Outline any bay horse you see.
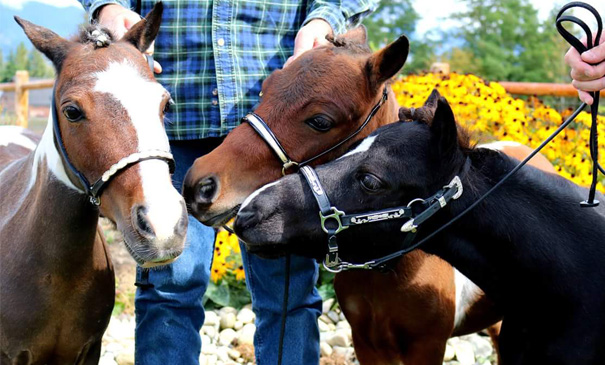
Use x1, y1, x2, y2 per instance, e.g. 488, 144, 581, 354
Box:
234, 90, 605, 364
182, 28, 508, 364
0, 3, 187, 364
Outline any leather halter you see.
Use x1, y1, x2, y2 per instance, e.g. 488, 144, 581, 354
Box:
299, 165, 465, 272
243, 87, 389, 176
51, 56, 175, 206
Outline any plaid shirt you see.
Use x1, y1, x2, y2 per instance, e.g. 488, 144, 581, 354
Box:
81, 0, 378, 140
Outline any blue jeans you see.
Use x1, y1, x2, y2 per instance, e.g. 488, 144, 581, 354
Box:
134, 139, 322, 365
241, 244, 322, 365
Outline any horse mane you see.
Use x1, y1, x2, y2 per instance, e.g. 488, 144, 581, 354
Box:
77, 24, 114, 48
326, 34, 371, 55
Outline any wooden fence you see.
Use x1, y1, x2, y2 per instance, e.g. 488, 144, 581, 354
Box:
0, 71, 54, 128
0, 69, 603, 128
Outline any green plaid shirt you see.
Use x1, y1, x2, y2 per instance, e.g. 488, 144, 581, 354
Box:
81, 0, 377, 140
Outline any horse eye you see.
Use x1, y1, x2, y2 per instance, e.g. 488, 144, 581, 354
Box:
62, 105, 83, 122
359, 173, 384, 192
305, 116, 333, 132
163, 98, 175, 114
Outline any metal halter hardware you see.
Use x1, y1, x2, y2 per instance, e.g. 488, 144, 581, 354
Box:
243, 87, 388, 176
299, 165, 465, 273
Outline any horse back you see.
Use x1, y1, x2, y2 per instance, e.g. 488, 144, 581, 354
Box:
0, 126, 40, 170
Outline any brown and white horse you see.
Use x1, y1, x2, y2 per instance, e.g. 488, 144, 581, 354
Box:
0, 4, 186, 364
183, 29, 551, 363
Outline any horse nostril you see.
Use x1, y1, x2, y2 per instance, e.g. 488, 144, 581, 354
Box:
234, 209, 260, 233
134, 205, 155, 237
197, 176, 219, 204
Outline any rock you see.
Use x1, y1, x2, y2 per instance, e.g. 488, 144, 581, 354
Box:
319, 314, 333, 324
444, 344, 456, 361
454, 341, 475, 365
203, 325, 217, 339
339, 312, 347, 322
205, 355, 218, 365
327, 310, 340, 324
217, 346, 231, 362
234, 320, 244, 331
202, 342, 217, 355
99, 354, 118, 365
219, 328, 238, 346
227, 348, 241, 360
327, 329, 351, 347
469, 335, 493, 359
236, 308, 255, 324
115, 352, 134, 365
103, 342, 124, 355
220, 312, 237, 330
335, 321, 351, 331
238, 323, 256, 345
204, 311, 219, 327
320, 342, 333, 357
220, 306, 238, 315
322, 298, 335, 314
318, 319, 331, 333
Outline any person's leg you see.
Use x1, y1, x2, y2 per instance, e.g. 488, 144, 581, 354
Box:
241, 243, 322, 365
134, 138, 223, 365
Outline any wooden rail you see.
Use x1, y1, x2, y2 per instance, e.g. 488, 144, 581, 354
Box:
498, 81, 605, 98
0, 71, 54, 128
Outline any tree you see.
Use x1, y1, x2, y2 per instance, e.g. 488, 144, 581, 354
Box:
29, 49, 54, 78
450, 0, 569, 82
362, 0, 436, 74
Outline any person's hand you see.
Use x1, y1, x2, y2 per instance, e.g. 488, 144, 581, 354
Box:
97, 4, 162, 73
564, 37, 605, 105
283, 19, 333, 68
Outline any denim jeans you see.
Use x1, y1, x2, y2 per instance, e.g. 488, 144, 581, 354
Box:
134, 138, 322, 365
240, 244, 322, 365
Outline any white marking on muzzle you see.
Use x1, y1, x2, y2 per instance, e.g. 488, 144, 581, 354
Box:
240, 181, 281, 211
94, 61, 183, 242
339, 135, 377, 159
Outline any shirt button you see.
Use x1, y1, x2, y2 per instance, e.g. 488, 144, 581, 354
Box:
217, 38, 225, 46
212, 88, 218, 96
211, 99, 218, 106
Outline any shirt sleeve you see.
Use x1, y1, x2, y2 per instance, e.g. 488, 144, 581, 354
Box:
79, 0, 131, 22
304, 0, 379, 35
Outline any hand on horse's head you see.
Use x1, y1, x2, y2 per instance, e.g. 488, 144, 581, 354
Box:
565, 35, 605, 105
284, 19, 333, 68
97, 3, 162, 73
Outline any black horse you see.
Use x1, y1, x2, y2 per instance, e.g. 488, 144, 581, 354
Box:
235, 90, 605, 364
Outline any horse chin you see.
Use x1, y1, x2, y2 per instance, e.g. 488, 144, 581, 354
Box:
193, 205, 240, 228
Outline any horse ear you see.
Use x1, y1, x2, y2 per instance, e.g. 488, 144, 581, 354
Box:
121, 2, 163, 53
14, 16, 71, 72
400, 89, 441, 123
339, 25, 368, 45
366, 35, 409, 91
430, 96, 459, 156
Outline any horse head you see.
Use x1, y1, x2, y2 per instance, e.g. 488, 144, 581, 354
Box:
183, 28, 409, 227
15, 3, 187, 267
234, 90, 470, 260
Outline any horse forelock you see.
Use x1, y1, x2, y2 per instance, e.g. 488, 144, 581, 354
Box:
77, 24, 114, 48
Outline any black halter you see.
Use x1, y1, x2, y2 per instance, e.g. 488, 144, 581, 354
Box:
300, 164, 466, 272
51, 55, 175, 206
243, 87, 389, 175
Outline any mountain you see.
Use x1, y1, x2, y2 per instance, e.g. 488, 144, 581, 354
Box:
0, 2, 86, 56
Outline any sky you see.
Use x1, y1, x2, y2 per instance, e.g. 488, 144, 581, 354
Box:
1, 0, 604, 37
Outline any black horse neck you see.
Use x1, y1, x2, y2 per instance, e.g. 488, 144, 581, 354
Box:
424, 148, 605, 302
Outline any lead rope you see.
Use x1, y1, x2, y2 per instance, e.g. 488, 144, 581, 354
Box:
556, 1, 603, 207
277, 254, 290, 365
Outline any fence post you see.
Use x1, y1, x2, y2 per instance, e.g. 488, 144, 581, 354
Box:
15, 70, 29, 128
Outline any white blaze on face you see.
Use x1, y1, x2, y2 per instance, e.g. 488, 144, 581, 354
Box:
339, 135, 377, 159
94, 61, 183, 242
240, 181, 281, 211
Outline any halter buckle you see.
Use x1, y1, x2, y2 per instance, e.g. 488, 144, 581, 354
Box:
446, 176, 463, 200
281, 161, 299, 176
322, 237, 342, 272
89, 195, 101, 206
320, 207, 349, 234
400, 219, 417, 233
